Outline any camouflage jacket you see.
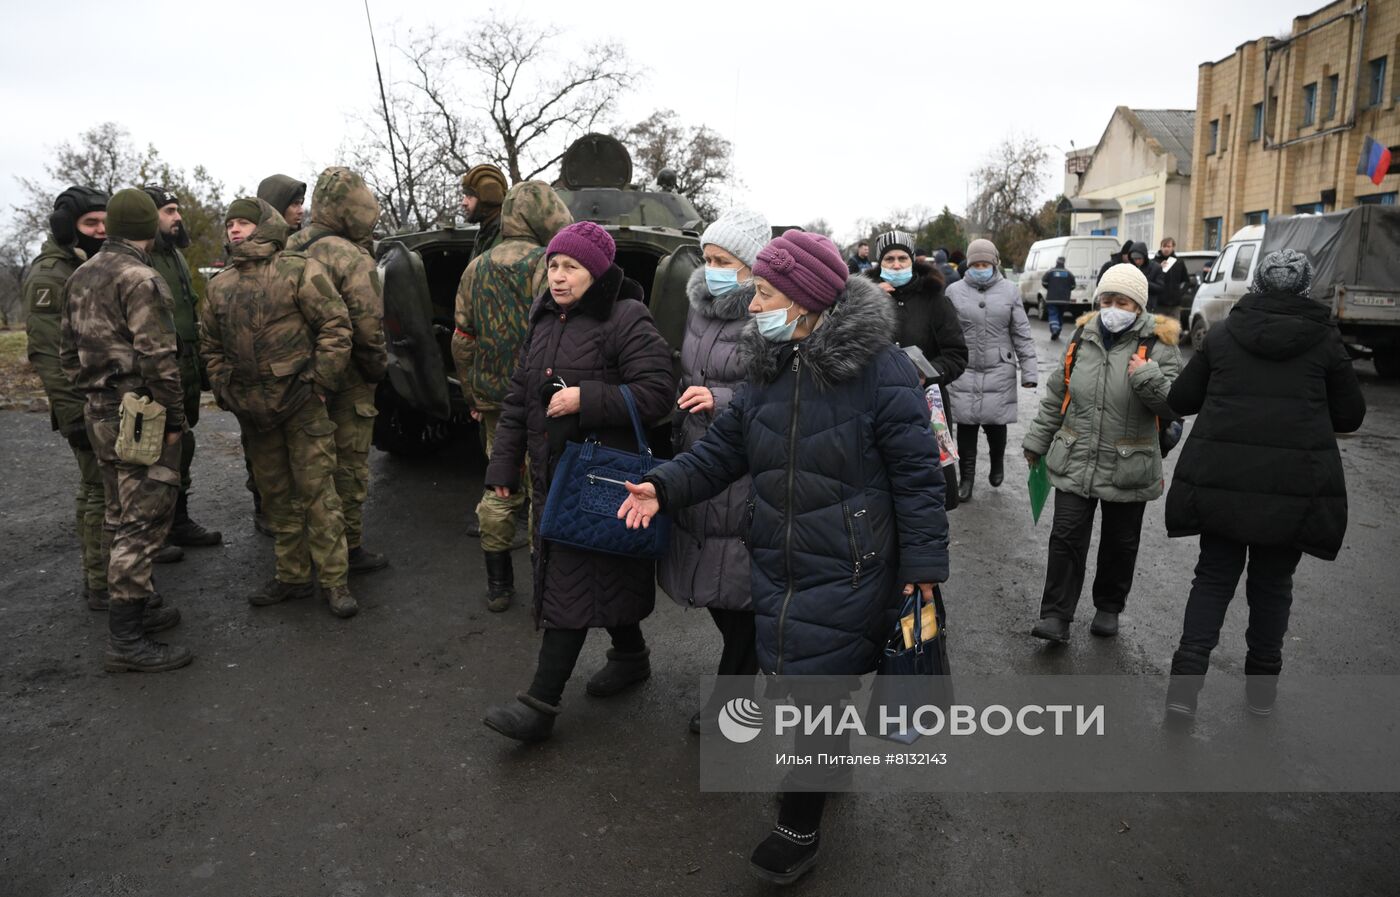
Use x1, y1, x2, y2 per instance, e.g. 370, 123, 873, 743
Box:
285, 167, 388, 387
451, 181, 573, 409
23, 237, 87, 434
59, 239, 185, 430
201, 200, 351, 432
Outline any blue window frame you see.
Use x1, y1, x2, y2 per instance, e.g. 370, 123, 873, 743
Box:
1302, 83, 1317, 126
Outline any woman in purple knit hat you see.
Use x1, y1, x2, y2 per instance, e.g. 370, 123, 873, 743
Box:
620, 230, 950, 885
481, 220, 676, 742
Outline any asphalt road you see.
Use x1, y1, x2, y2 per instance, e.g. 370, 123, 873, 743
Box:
3, 317, 1398, 896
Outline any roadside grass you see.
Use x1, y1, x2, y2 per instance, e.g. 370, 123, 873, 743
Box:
0, 330, 46, 411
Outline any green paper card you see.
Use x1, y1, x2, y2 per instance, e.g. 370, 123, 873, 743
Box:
1028, 459, 1051, 524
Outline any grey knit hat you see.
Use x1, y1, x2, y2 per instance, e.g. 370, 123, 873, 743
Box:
967, 238, 1000, 266
1251, 248, 1313, 297
874, 230, 916, 264
699, 206, 770, 268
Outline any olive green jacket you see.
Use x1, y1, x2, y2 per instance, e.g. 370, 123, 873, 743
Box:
148, 236, 204, 410
1022, 311, 1182, 502
23, 238, 87, 435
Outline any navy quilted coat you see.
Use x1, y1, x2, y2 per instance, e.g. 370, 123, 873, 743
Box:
484, 264, 676, 629
648, 276, 951, 675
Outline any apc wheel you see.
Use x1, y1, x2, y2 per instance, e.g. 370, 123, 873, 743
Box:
1190, 316, 1209, 352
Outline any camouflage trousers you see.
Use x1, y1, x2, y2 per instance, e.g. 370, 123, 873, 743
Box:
326, 379, 377, 550
476, 410, 530, 552
70, 440, 109, 592
245, 399, 349, 588
87, 414, 179, 605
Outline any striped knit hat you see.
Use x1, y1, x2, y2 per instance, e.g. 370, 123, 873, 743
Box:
874, 230, 916, 264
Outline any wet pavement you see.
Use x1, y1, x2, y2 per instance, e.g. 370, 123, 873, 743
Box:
2, 317, 1398, 896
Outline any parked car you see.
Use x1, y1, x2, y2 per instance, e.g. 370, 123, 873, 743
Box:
1018, 235, 1124, 319
1188, 225, 1264, 351
372, 134, 703, 456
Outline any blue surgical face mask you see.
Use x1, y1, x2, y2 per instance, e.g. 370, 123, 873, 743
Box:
880, 267, 914, 287
754, 302, 798, 342
705, 266, 742, 297
967, 266, 997, 286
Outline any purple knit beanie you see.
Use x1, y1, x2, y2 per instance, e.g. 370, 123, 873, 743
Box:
546, 220, 616, 279
752, 230, 849, 313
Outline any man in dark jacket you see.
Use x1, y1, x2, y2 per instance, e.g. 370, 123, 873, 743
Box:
1163, 249, 1365, 722
1128, 241, 1165, 311
1040, 256, 1076, 340
934, 249, 960, 284
846, 239, 872, 274
256, 174, 307, 232
1098, 240, 1133, 283
1153, 237, 1190, 320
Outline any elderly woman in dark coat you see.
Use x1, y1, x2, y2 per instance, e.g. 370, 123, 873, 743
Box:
659, 207, 771, 734
865, 229, 969, 508
619, 231, 950, 885
1164, 250, 1365, 722
481, 221, 675, 742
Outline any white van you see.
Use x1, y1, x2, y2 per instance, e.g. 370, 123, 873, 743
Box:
1018, 236, 1124, 319
1187, 224, 1265, 350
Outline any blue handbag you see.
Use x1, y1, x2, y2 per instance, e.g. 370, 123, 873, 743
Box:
538, 383, 671, 559
864, 586, 954, 745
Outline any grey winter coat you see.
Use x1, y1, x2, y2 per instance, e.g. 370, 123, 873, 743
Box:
658, 268, 753, 610
945, 273, 1038, 425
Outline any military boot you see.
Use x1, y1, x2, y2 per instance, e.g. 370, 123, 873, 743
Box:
168, 493, 223, 547
483, 551, 514, 613
248, 578, 314, 607
483, 693, 559, 742
104, 600, 193, 673
325, 584, 359, 619
141, 601, 181, 634
348, 545, 389, 574
85, 588, 110, 612
585, 647, 651, 697
154, 543, 185, 564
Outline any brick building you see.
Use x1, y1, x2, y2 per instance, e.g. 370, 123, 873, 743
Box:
1189, 0, 1400, 250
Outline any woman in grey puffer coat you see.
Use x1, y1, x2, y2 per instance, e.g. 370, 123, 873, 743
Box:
945, 238, 1038, 502
657, 207, 770, 734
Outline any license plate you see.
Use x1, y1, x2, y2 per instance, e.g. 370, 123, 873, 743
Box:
1351, 294, 1397, 307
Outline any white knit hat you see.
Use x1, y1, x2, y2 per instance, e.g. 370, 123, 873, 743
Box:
699, 207, 770, 268
1094, 263, 1149, 310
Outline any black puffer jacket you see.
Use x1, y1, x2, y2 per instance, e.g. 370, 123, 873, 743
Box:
1165, 291, 1366, 560
863, 262, 968, 394
485, 264, 676, 628
648, 276, 951, 675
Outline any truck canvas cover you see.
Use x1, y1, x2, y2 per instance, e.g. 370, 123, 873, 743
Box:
1260, 206, 1400, 302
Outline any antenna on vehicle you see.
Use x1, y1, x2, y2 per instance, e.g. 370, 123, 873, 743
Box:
364, 0, 406, 227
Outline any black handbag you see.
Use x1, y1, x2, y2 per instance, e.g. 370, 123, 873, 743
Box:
538, 383, 671, 559
864, 586, 954, 745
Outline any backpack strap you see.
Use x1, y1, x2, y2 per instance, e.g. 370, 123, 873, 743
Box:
1059, 329, 1086, 415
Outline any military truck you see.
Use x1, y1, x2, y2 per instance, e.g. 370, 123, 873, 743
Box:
373, 134, 705, 455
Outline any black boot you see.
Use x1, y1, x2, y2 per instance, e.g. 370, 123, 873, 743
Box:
153, 543, 184, 564
483, 692, 558, 742
85, 587, 109, 611
1166, 646, 1211, 728
1090, 609, 1119, 637
585, 647, 651, 697
348, 545, 389, 574
142, 602, 181, 634
988, 451, 1005, 487
105, 600, 193, 673
1244, 652, 1282, 717
987, 425, 1007, 487
168, 493, 223, 547
483, 551, 515, 612
957, 458, 975, 503
751, 792, 825, 885
1031, 617, 1070, 643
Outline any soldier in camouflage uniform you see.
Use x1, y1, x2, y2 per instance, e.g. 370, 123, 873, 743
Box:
201, 197, 359, 618
257, 174, 307, 232
142, 185, 222, 549
286, 167, 390, 573
452, 180, 573, 611
60, 189, 191, 673
24, 186, 111, 608
461, 164, 508, 262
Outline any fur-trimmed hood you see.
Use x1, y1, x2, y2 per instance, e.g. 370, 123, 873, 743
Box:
862, 260, 946, 296
686, 265, 754, 321
1074, 309, 1181, 345
740, 275, 895, 388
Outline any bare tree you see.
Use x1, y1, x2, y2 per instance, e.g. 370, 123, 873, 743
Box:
800, 218, 834, 238
967, 135, 1050, 238
619, 109, 735, 221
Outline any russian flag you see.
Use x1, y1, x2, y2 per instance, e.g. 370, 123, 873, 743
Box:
1357, 135, 1392, 186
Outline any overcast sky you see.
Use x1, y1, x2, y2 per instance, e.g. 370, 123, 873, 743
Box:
1, 0, 1293, 244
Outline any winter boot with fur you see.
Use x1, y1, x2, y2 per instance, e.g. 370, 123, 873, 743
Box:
483, 693, 559, 742
585, 647, 651, 697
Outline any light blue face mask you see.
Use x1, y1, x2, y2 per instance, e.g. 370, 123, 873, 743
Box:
755, 302, 798, 342
880, 267, 914, 287
705, 266, 742, 296
967, 266, 997, 286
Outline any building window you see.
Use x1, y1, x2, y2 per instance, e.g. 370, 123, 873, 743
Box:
1357, 192, 1397, 205
1251, 103, 1264, 140
1204, 217, 1223, 251
1125, 208, 1155, 248
1208, 119, 1219, 154
1368, 57, 1387, 107
1294, 202, 1326, 214
1302, 83, 1317, 126
1326, 74, 1340, 120
1245, 210, 1269, 226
